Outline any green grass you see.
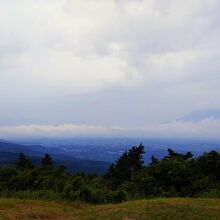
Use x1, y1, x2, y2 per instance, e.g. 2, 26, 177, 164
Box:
0, 190, 64, 201
0, 198, 220, 219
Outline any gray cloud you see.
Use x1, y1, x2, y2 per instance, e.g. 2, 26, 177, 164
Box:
0, 0, 220, 137
1, 119, 220, 140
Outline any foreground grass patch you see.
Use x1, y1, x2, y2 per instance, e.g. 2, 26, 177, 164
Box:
0, 198, 220, 219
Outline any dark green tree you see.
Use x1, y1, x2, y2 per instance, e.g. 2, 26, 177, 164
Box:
150, 155, 159, 165
104, 164, 115, 190
167, 148, 193, 160
128, 144, 144, 182
196, 151, 220, 181
105, 143, 145, 187
41, 154, 53, 170
15, 153, 33, 169
183, 152, 193, 160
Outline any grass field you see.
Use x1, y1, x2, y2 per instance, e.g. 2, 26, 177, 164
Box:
0, 198, 220, 220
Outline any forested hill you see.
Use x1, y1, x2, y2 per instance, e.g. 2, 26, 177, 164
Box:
1, 144, 220, 204
0, 141, 110, 174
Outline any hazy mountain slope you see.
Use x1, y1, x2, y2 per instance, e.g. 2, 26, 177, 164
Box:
178, 109, 220, 122
0, 141, 110, 174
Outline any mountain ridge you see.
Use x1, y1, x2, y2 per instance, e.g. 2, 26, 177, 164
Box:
177, 109, 220, 123
0, 140, 110, 174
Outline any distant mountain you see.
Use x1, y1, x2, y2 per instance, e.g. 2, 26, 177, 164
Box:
177, 109, 220, 123
0, 141, 110, 174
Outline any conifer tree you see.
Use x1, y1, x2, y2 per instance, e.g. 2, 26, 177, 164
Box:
41, 154, 53, 170
15, 153, 33, 169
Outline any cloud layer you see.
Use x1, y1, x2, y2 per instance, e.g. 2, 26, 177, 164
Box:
1, 119, 220, 140
0, 0, 220, 135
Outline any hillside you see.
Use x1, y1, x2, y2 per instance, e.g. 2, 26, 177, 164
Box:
0, 141, 110, 174
178, 109, 220, 122
0, 198, 220, 219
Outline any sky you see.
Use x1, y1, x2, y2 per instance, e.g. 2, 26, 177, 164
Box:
0, 0, 220, 139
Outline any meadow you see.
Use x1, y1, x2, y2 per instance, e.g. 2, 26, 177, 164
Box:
0, 198, 220, 220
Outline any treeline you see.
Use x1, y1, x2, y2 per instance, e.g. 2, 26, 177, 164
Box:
0, 144, 220, 203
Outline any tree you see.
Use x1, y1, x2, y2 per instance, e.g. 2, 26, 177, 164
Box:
104, 164, 115, 190
196, 151, 220, 181
41, 154, 53, 170
15, 153, 33, 169
128, 143, 144, 182
167, 148, 193, 160
149, 156, 192, 195
150, 155, 159, 165
105, 143, 145, 186
183, 152, 193, 160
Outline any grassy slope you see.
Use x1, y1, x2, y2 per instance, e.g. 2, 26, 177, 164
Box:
0, 198, 220, 220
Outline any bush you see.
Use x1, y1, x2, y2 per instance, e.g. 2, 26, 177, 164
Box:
112, 189, 128, 203
0, 190, 63, 201
197, 186, 220, 198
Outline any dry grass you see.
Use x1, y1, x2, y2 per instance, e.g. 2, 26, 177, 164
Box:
0, 198, 220, 220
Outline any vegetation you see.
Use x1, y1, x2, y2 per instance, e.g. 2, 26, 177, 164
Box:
0, 198, 220, 219
0, 144, 220, 204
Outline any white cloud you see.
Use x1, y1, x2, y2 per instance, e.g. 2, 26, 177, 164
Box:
141, 119, 220, 139
0, 0, 218, 91
0, 0, 220, 126
1, 119, 220, 140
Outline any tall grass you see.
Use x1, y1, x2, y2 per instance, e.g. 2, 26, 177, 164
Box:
198, 188, 220, 198
0, 190, 64, 201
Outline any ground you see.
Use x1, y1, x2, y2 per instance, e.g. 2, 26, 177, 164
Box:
0, 198, 220, 220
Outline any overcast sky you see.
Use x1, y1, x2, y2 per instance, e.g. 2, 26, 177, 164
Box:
0, 0, 220, 138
